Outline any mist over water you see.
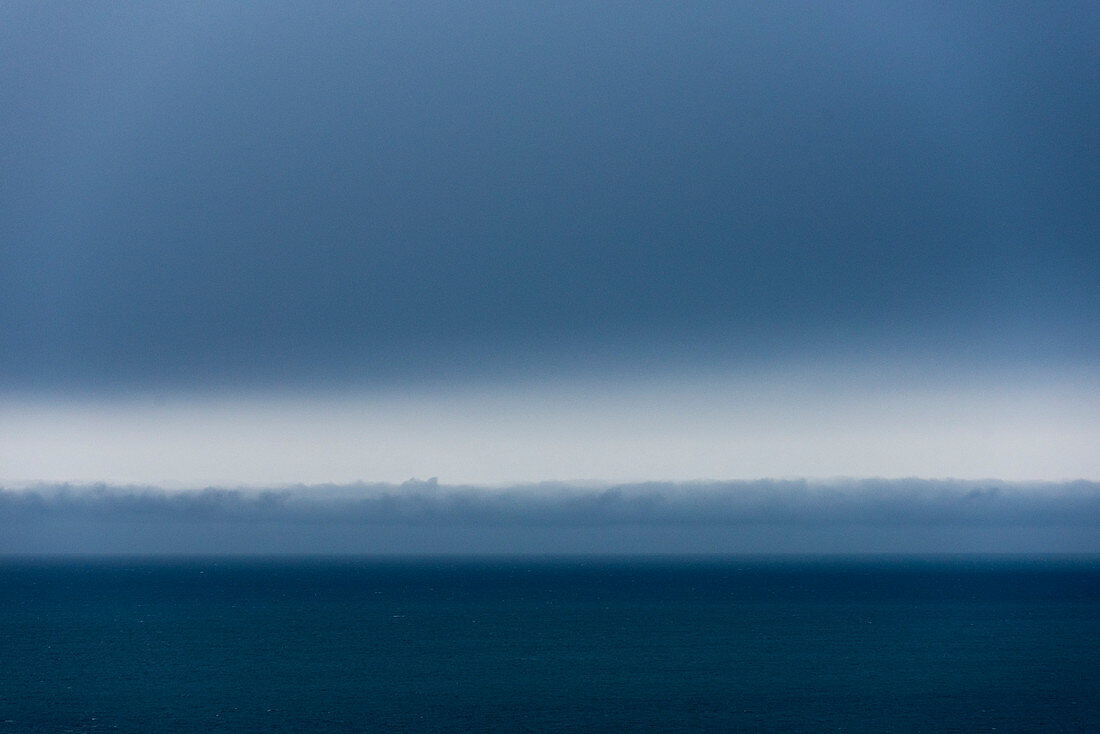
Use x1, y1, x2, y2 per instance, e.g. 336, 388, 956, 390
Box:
3, 479, 1097, 555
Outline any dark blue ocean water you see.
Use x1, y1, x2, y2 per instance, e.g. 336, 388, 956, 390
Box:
1, 556, 1097, 732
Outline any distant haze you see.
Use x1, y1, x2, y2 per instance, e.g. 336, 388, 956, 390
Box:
2, 479, 1097, 555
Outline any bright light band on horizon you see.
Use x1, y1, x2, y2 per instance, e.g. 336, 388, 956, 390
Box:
3, 367, 1096, 487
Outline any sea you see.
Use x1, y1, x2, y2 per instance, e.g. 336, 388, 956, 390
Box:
1, 556, 1096, 732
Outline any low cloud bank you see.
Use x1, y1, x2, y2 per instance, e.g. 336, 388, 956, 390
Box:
2, 479, 1097, 554
3, 478, 1098, 526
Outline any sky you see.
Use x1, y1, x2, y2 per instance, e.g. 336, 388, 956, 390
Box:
1, 3, 1098, 551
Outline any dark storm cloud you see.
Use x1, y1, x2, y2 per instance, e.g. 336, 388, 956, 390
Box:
2, 479, 1097, 554
2, 2, 1097, 390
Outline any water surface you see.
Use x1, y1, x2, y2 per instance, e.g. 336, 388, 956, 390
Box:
1, 556, 1096, 732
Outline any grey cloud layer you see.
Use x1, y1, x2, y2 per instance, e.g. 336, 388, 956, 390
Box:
3, 480, 1097, 554
3, 3, 1098, 390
